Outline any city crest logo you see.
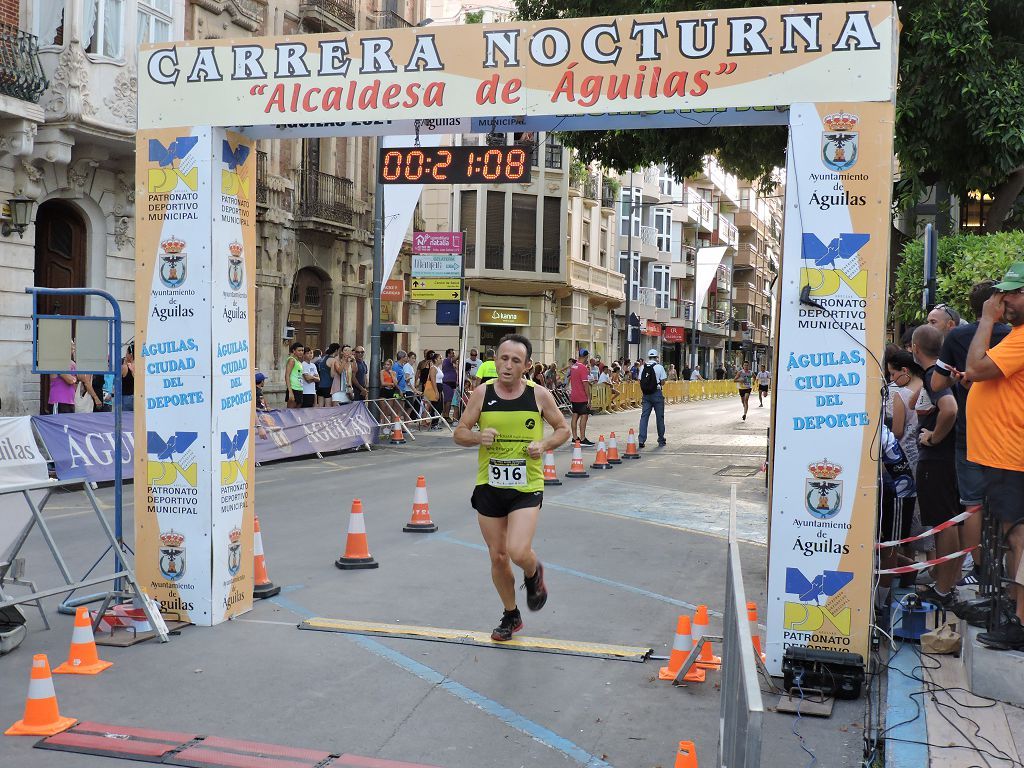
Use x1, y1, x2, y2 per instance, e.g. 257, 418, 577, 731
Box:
158, 530, 186, 581
227, 242, 244, 291
821, 112, 859, 172
805, 458, 843, 519
227, 527, 242, 576
159, 236, 187, 289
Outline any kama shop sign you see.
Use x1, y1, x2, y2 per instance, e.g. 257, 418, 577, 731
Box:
479, 307, 530, 326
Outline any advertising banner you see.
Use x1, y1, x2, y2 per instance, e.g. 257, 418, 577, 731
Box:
138, 4, 896, 129
209, 128, 257, 621
31, 413, 135, 483
412, 232, 463, 255
254, 404, 376, 462
765, 102, 894, 673
0, 416, 49, 565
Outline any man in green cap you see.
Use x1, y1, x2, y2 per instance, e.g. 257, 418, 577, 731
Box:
966, 261, 1024, 651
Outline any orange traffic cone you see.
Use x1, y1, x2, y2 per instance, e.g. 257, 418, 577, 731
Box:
336, 499, 379, 569
5, 654, 77, 736
543, 450, 562, 486
389, 423, 406, 445
590, 435, 613, 470
606, 432, 622, 464
404, 476, 438, 532
659, 615, 705, 682
693, 605, 721, 670
674, 741, 698, 768
565, 441, 590, 478
748, 601, 766, 663
253, 515, 281, 599
622, 428, 641, 459
54, 606, 112, 675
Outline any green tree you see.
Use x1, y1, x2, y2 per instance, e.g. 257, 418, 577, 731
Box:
464, 10, 485, 23
892, 231, 1024, 323
514, 0, 1024, 230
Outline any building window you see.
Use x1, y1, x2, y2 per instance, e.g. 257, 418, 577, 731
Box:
86, 0, 125, 58
653, 207, 672, 253
650, 264, 670, 309
34, 0, 65, 46
542, 196, 561, 273
658, 167, 676, 197
459, 191, 477, 268
619, 188, 640, 237
510, 194, 537, 271
618, 251, 640, 300
138, 0, 173, 45
485, 191, 505, 270
544, 134, 563, 169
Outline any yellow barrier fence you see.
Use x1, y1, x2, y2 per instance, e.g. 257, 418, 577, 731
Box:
588, 379, 736, 411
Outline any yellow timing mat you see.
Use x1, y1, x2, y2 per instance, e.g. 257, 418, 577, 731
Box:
299, 617, 652, 662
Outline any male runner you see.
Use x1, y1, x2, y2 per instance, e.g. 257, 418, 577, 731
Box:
757, 366, 771, 407
735, 361, 754, 420
454, 334, 570, 641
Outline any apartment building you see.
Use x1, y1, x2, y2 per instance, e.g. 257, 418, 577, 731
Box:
425, 0, 512, 23
0, 0, 185, 415
419, 133, 623, 366
612, 158, 780, 376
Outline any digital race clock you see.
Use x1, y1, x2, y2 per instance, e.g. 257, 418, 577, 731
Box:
378, 146, 532, 185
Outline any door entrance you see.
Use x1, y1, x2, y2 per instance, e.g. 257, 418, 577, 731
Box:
287, 267, 328, 352
479, 325, 516, 352
34, 200, 87, 412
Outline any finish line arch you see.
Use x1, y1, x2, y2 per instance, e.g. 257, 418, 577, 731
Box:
133, 2, 898, 675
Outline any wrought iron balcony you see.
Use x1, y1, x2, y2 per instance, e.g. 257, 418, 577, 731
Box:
0, 23, 48, 103
295, 168, 354, 225
299, 0, 356, 31
256, 150, 268, 205
371, 10, 413, 29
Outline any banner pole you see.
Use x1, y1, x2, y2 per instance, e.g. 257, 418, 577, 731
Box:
369, 176, 383, 401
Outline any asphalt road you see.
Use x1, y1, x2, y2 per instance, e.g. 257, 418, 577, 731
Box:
0, 392, 866, 768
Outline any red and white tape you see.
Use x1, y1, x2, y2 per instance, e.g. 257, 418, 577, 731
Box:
875, 545, 977, 575
876, 506, 981, 550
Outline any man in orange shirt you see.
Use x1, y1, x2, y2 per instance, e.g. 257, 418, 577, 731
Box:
966, 262, 1024, 651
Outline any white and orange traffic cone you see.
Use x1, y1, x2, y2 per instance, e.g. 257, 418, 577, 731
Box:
389, 423, 406, 445
253, 515, 281, 599
336, 499, 379, 569
5, 655, 77, 736
674, 741, 699, 768
404, 476, 438, 532
693, 605, 721, 670
606, 432, 622, 464
565, 441, 590, 478
659, 615, 705, 683
622, 429, 641, 459
54, 606, 112, 675
748, 602, 766, 663
590, 435, 613, 470
543, 450, 562, 486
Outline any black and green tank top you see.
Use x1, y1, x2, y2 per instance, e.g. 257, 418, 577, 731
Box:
476, 381, 544, 492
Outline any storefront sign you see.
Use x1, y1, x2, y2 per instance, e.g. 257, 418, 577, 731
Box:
645, 321, 663, 336
412, 253, 461, 278
413, 231, 463, 254
382, 279, 405, 301
663, 326, 686, 343
479, 307, 530, 326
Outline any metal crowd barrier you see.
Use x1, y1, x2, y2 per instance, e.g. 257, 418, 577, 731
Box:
364, 396, 455, 441
719, 485, 764, 767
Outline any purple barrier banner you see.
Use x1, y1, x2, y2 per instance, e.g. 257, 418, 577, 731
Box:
31, 412, 135, 483
253, 403, 375, 462
32, 403, 375, 483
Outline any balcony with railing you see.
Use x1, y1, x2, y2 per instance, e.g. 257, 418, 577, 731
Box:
294, 168, 354, 227
569, 258, 626, 302
583, 174, 599, 202
371, 9, 413, 28
686, 189, 715, 232
299, 0, 356, 30
733, 242, 758, 268
0, 23, 47, 105
717, 216, 739, 247
255, 150, 294, 217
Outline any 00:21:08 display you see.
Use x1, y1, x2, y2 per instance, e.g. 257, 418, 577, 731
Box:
379, 147, 529, 183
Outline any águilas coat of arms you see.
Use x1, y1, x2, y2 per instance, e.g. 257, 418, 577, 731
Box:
159, 530, 186, 581
821, 112, 859, 172
805, 459, 843, 519
159, 236, 187, 288
227, 527, 242, 576
227, 241, 244, 291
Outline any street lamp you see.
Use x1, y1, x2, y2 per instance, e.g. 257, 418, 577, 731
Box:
2, 196, 35, 238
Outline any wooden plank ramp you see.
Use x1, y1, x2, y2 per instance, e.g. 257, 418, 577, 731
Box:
923, 652, 1020, 767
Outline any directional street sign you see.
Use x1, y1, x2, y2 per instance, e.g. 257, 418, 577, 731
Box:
412, 254, 461, 278
411, 277, 461, 300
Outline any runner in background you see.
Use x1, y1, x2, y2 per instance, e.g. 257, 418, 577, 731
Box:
285, 341, 304, 409
757, 365, 771, 407
735, 361, 754, 420
453, 334, 570, 641
568, 350, 593, 446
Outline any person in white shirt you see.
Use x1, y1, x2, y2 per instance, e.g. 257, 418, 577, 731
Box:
300, 348, 320, 408
403, 352, 418, 419
689, 368, 704, 381
757, 366, 772, 406
465, 348, 482, 380
637, 349, 668, 447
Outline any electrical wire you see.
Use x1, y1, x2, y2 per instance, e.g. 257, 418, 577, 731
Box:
791, 672, 818, 768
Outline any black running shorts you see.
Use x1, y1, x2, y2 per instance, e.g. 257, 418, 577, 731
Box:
981, 466, 1024, 524
472, 485, 543, 518
570, 401, 591, 415
916, 459, 960, 527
